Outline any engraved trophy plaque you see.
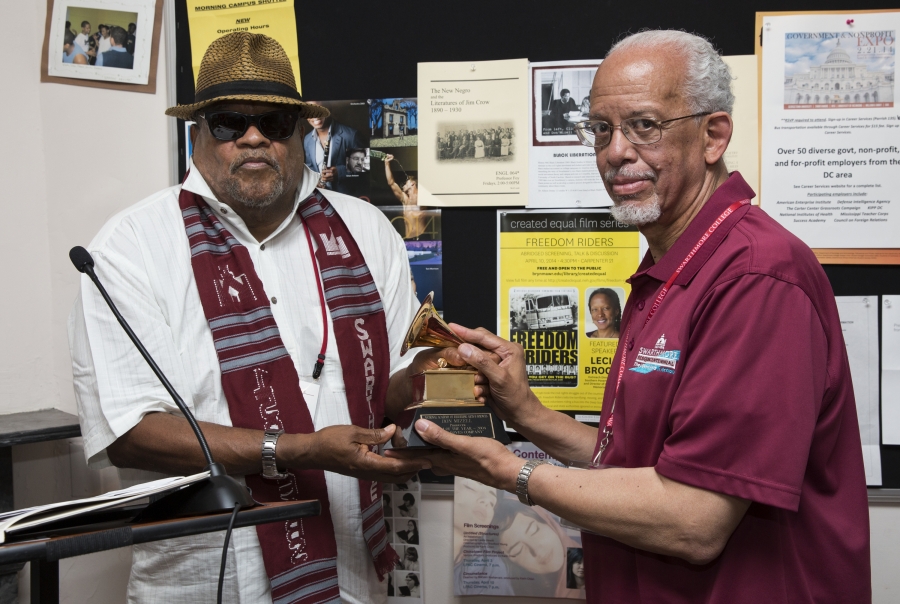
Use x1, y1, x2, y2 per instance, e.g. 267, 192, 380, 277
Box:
400, 292, 511, 448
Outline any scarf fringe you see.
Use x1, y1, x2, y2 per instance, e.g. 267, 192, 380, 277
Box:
374, 545, 402, 581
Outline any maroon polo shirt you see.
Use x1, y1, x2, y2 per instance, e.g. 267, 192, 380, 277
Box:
583, 173, 870, 603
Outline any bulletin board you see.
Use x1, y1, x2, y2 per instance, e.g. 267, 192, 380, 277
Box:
171, 0, 900, 489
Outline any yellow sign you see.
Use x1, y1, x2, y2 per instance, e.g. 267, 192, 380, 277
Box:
498, 210, 641, 415
186, 0, 301, 91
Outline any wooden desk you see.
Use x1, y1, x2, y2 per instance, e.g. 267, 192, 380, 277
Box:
0, 500, 320, 604
0, 410, 81, 603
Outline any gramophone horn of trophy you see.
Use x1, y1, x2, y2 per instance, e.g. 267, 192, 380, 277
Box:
400, 292, 511, 448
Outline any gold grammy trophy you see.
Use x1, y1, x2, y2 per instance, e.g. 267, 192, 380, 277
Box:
400, 292, 511, 448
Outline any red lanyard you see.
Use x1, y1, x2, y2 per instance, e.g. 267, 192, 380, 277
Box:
596, 199, 750, 461
301, 221, 329, 379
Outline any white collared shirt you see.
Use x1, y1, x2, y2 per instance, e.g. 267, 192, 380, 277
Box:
69, 160, 418, 604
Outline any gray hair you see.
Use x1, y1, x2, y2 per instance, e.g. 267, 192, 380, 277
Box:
607, 30, 734, 115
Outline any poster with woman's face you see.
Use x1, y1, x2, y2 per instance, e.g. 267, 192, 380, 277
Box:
585, 286, 625, 339
452, 443, 586, 599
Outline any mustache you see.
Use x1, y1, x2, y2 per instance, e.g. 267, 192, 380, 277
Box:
230, 152, 280, 174
602, 167, 658, 184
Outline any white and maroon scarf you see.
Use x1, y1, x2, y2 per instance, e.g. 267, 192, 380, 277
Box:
179, 185, 398, 603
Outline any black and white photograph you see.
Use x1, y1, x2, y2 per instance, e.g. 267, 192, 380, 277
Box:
510, 287, 579, 332
532, 64, 599, 145
394, 492, 419, 518
45, 0, 158, 87
396, 546, 420, 572
509, 287, 579, 388
385, 475, 423, 602
395, 519, 420, 545
435, 122, 516, 161
395, 572, 421, 598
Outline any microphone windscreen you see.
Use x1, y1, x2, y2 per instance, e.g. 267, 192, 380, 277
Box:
69, 246, 95, 273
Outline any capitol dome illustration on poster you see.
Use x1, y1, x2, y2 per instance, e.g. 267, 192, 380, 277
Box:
784, 31, 894, 109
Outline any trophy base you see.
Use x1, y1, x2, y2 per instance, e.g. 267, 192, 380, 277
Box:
403, 403, 511, 449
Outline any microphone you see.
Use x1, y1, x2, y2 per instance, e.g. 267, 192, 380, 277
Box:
70, 246, 254, 518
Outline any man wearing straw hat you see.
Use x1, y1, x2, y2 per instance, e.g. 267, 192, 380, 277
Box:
70, 32, 447, 603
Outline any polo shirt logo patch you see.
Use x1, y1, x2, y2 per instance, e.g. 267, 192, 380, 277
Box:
631, 338, 681, 374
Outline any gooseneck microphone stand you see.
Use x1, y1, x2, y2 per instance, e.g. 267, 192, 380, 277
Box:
69, 246, 255, 519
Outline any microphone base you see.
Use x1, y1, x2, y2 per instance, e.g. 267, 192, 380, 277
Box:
136, 463, 257, 523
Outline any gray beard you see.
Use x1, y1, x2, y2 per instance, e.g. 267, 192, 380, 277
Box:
222, 177, 284, 209
604, 167, 662, 226
222, 153, 285, 209
609, 197, 662, 226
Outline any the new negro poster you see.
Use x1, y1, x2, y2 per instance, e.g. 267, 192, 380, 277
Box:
498, 210, 641, 421
453, 442, 585, 599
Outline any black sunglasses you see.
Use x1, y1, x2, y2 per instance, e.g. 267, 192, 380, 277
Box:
199, 109, 300, 141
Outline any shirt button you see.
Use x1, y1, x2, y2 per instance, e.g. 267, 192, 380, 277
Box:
260, 243, 266, 251
221, 207, 228, 214
628, 338, 634, 351
636, 299, 645, 310
271, 297, 277, 304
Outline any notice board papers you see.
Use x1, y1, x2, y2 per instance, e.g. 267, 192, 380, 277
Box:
758, 11, 900, 252
418, 59, 529, 207
835, 296, 881, 485
497, 210, 642, 421
883, 296, 900, 445
527, 59, 610, 209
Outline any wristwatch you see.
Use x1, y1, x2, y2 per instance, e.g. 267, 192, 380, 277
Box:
261, 430, 287, 479
515, 459, 548, 506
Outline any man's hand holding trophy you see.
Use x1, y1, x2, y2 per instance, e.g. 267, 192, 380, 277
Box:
399, 292, 511, 448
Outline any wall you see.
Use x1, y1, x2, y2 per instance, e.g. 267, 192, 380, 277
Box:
2, 0, 171, 601
1, 0, 898, 602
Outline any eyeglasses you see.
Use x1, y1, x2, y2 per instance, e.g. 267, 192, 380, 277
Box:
573, 112, 711, 148
199, 109, 300, 141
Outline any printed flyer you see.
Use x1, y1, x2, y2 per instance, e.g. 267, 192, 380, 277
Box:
759, 11, 900, 251
453, 442, 585, 599
186, 0, 300, 87
417, 58, 530, 207
527, 59, 610, 209
497, 210, 642, 421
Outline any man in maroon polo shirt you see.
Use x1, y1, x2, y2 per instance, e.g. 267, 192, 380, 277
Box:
388, 30, 871, 602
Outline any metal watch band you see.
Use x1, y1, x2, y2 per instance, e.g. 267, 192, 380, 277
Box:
261, 429, 287, 480
515, 459, 548, 506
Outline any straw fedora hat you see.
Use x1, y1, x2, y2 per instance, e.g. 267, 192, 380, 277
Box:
165, 32, 329, 121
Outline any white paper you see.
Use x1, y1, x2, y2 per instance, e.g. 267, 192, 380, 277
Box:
0, 471, 210, 543
527, 59, 610, 208
417, 59, 530, 207
721, 56, 760, 197
760, 13, 900, 248
882, 296, 900, 445
835, 296, 881, 485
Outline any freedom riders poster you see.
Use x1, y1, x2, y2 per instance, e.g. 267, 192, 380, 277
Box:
510, 287, 580, 387
498, 209, 642, 419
